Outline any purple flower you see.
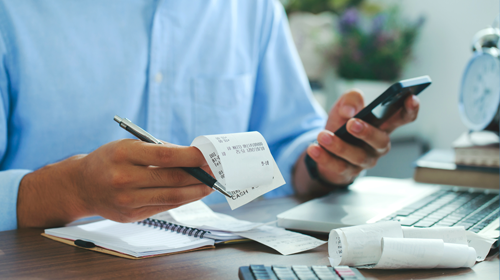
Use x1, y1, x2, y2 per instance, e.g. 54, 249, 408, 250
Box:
339, 7, 359, 33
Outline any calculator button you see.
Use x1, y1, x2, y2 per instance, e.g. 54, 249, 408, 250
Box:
334, 266, 363, 280
291, 266, 318, 280
250, 265, 273, 280
239, 265, 365, 280
272, 265, 292, 269
312, 266, 341, 280
275, 274, 298, 280
254, 275, 272, 280
294, 274, 317, 279
251, 265, 266, 271
272, 266, 297, 280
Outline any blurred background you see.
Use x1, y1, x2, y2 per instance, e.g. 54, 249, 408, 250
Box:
281, 0, 499, 179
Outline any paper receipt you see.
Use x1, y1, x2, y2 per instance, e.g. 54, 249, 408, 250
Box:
191, 132, 285, 209
152, 200, 326, 255
328, 221, 495, 269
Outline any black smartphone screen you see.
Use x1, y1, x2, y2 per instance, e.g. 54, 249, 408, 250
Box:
334, 75, 432, 146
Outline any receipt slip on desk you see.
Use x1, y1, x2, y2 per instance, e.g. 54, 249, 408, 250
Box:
0, 196, 498, 280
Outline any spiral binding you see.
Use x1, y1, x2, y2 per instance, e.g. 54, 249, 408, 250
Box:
136, 218, 210, 238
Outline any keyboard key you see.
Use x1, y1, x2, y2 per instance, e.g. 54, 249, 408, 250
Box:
406, 212, 427, 218
443, 216, 462, 223
376, 190, 498, 235
454, 222, 474, 229
400, 217, 421, 226
433, 221, 455, 227
395, 209, 415, 216
414, 220, 436, 227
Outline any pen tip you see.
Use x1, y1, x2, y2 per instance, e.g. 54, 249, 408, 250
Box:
114, 115, 122, 123
213, 181, 233, 198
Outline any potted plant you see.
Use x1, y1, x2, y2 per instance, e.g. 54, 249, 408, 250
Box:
331, 4, 425, 103
284, 0, 425, 107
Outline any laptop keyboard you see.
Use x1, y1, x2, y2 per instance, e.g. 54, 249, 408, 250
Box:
379, 190, 499, 233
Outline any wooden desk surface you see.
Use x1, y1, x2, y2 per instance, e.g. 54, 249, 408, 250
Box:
0, 196, 498, 280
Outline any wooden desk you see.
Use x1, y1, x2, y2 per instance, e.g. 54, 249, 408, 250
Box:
0, 197, 498, 279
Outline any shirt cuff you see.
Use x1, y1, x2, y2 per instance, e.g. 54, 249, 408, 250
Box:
265, 128, 323, 198
0, 169, 31, 231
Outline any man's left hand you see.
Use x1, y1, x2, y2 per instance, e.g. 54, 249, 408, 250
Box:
293, 89, 420, 196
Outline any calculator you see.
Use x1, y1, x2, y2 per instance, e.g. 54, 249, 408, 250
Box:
238, 264, 366, 280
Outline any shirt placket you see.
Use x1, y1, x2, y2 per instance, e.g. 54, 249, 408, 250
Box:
147, 0, 172, 142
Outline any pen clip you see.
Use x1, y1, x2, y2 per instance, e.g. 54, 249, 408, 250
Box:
114, 115, 162, 144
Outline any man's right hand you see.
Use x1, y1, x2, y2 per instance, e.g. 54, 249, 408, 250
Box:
17, 139, 213, 228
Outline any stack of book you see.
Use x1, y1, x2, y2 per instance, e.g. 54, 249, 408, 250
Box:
452, 131, 499, 168
413, 131, 499, 189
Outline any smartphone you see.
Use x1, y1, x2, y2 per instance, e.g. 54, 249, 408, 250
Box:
304, 75, 431, 181
334, 75, 432, 146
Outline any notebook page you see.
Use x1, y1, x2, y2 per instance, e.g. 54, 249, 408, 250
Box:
45, 220, 214, 257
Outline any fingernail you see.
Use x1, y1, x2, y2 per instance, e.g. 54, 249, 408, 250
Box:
341, 105, 356, 118
319, 132, 332, 145
411, 95, 419, 109
309, 146, 321, 158
350, 120, 364, 134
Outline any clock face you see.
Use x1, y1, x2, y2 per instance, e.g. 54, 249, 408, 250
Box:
459, 52, 500, 131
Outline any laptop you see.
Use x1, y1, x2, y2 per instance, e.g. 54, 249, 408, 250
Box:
277, 176, 499, 239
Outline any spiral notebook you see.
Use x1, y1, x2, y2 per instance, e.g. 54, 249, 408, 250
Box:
43, 218, 245, 260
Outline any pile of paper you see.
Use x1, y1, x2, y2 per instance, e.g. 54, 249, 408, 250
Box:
151, 200, 326, 255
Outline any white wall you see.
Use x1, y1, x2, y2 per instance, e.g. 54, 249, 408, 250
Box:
375, 0, 499, 148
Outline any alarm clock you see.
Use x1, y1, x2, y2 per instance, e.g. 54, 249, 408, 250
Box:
458, 25, 500, 132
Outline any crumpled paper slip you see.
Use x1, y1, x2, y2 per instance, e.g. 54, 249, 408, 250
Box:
152, 200, 326, 255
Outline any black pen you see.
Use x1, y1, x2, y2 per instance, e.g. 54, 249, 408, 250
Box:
113, 115, 233, 198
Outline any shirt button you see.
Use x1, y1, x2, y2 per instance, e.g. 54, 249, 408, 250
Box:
155, 72, 163, 83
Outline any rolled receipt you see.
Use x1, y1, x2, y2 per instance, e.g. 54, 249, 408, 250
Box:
191, 132, 285, 209
374, 237, 476, 269
402, 226, 495, 262
328, 221, 403, 266
328, 222, 488, 269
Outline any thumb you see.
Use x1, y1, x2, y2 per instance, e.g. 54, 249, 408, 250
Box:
325, 90, 365, 132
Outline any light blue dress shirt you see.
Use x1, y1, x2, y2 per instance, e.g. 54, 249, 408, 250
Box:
0, 0, 326, 231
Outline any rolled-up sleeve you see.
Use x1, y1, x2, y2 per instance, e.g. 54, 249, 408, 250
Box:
250, 1, 327, 198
